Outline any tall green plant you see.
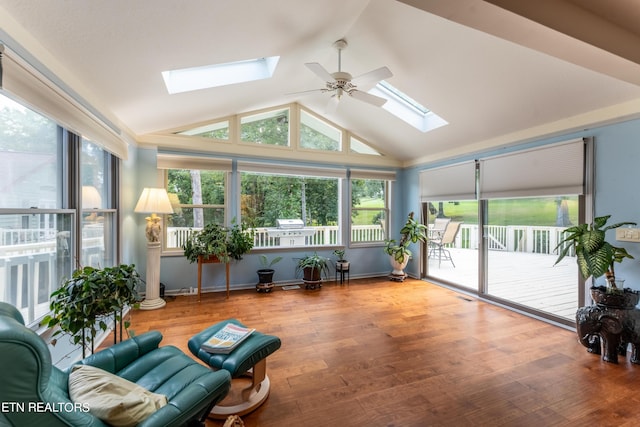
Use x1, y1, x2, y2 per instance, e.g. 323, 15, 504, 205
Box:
384, 212, 428, 262
554, 215, 636, 289
44, 264, 142, 357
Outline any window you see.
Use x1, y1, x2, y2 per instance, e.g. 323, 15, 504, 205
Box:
349, 170, 394, 245
162, 56, 280, 94
81, 139, 116, 268
0, 94, 71, 324
350, 178, 389, 243
299, 110, 341, 151
176, 120, 230, 140
163, 161, 228, 250
239, 163, 343, 248
350, 136, 381, 156
369, 80, 447, 133
240, 108, 289, 146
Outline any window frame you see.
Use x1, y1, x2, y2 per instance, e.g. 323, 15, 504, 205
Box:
0, 93, 120, 326
349, 175, 391, 246
238, 161, 345, 250
162, 165, 230, 253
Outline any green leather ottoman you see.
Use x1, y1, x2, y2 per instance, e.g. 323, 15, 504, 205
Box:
188, 319, 281, 418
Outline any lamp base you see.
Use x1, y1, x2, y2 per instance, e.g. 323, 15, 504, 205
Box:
139, 297, 166, 310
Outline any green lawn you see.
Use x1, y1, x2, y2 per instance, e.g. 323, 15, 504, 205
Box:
352, 197, 579, 227
429, 197, 579, 226
352, 197, 384, 225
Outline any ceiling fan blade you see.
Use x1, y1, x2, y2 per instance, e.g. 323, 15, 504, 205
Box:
352, 66, 393, 89
349, 89, 387, 107
305, 62, 334, 83
285, 88, 327, 97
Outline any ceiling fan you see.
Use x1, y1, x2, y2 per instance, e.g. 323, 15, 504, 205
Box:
294, 39, 393, 110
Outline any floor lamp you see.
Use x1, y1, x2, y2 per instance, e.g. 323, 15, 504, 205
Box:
134, 188, 174, 310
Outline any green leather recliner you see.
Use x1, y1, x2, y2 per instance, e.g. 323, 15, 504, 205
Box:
0, 302, 231, 427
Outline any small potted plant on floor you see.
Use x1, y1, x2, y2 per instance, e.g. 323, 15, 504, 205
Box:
554, 214, 638, 307
256, 254, 283, 293
295, 253, 331, 289
384, 212, 428, 280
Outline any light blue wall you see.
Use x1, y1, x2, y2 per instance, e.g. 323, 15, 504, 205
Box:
403, 117, 640, 291
127, 149, 398, 293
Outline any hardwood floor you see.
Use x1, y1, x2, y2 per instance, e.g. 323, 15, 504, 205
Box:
124, 277, 640, 427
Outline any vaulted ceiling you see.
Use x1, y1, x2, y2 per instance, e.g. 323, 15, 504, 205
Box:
1, 0, 640, 166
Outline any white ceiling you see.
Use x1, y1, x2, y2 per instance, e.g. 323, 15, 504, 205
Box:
2, 0, 640, 165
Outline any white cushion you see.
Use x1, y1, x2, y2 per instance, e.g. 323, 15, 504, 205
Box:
68, 364, 168, 427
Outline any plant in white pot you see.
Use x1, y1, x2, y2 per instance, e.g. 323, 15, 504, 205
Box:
333, 249, 349, 271
384, 212, 427, 280
554, 215, 638, 307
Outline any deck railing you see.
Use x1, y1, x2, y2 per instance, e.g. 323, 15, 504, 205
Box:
166, 223, 571, 254
167, 225, 388, 249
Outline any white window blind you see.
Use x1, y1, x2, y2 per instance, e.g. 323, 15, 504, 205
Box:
156, 153, 232, 171
350, 169, 396, 181
0, 44, 128, 159
237, 161, 346, 178
479, 139, 584, 199
420, 161, 476, 201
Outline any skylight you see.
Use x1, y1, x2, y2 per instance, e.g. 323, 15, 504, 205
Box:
162, 56, 280, 94
368, 81, 448, 133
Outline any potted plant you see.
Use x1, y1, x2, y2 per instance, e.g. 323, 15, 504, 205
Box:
384, 212, 428, 279
333, 248, 349, 271
295, 253, 331, 289
43, 264, 142, 357
182, 220, 255, 264
256, 254, 283, 293
554, 215, 639, 307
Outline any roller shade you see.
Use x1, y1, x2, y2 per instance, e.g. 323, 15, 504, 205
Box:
479, 139, 584, 199
420, 161, 477, 201
349, 169, 396, 181
157, 153, 232, 171
0, 43, 128, 159
238, 161, 346, 178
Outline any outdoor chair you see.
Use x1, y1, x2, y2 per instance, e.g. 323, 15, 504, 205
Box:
429, 221, 462, 267
429, 217, 450, 239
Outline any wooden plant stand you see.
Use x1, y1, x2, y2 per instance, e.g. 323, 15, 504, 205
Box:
197, 255, 230, 301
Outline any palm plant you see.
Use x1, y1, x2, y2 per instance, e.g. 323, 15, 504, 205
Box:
554, 215, 636, 290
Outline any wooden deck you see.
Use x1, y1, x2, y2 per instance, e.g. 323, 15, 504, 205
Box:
427, 248, 579, 321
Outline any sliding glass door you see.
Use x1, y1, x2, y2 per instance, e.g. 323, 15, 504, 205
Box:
420, 139, 589, 325
485, 197, 579, 320
425, 200, 478, 291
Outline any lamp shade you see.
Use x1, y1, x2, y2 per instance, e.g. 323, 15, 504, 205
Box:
134, 188, 174, 214
82, 185, 102, 209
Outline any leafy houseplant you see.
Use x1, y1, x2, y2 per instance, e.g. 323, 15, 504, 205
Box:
554, 215, 636, 295
44, 264, 142, 357
256, 254, 283, 293
333, 248, 349, 270
182, 220, 255, 264
384, 212, 428, 278
295, 253, 331, 289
